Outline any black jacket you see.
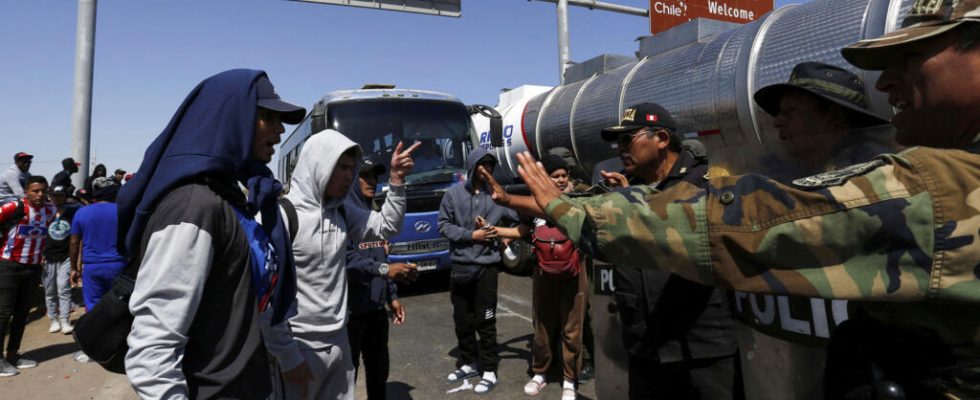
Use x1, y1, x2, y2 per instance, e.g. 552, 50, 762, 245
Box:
615, 144, 737, 363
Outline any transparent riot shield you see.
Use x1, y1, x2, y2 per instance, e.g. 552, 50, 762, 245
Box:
588, 257, 630, 400
708, 123, 897, 400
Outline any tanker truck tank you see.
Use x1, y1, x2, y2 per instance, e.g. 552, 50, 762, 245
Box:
473, 0, 915, 399
472, 85, 553, 183
480, 0, 912, 181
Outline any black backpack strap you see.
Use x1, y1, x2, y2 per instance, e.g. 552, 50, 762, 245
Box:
278, 197, 299, 241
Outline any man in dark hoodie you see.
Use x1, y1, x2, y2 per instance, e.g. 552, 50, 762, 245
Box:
345, 156, 417, 400
438, 148, 519, 394
117, 69, 304, 399
51, 157, 79, 195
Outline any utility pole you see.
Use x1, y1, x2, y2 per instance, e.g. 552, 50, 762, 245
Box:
71, 0, 97, 190
557, 0, 571, 84
531, 0, 648, 84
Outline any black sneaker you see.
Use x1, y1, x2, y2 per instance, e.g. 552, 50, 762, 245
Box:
0, 358, 18, 377
579, 360, 594, 382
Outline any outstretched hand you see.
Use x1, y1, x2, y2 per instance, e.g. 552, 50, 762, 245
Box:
478, 165, 512, 206
516, 151, 562, 213
600, 170, 630, 188
389, 141, 423, 186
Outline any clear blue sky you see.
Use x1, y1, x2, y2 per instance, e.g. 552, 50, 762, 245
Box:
1, 0, 803, 180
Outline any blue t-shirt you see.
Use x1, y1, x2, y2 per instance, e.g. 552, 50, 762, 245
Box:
71, 202, 126, 265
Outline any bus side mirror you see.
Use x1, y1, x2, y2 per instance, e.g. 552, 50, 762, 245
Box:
468, 104, 504, 148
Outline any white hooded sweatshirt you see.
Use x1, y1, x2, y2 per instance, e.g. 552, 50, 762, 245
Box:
263, 129, 405, 370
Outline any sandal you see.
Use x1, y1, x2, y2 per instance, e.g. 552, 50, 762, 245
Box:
524, 378, 547, 395
447, 367, 479, 382
561, 387, 577, 400
474, 378, 497, 394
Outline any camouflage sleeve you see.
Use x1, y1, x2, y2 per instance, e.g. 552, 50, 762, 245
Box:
544, 182, 713, 285
546, 147, 980, 303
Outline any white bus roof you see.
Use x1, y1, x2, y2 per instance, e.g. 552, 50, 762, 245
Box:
318, 88, 463, 104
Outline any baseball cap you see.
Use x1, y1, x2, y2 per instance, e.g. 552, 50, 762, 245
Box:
360, 156, 387, 177
50, 185, 70, 196
255, 75, 307, 125
92, 177, 120, 201
62, 157, 80, 169
842, 0, 980, 70
754, 62, 889, 128
600, 103, 678, 142
14, 152, 33, 161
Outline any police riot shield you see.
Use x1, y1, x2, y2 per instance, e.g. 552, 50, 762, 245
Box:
708, 123, 897, 400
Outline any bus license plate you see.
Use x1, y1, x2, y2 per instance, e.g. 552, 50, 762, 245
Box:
413, 259, 438, 272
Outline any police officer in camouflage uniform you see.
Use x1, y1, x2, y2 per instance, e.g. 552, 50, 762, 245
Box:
484, 0, 980, 397
598, 103, 738, 400
754, 61, 892, 181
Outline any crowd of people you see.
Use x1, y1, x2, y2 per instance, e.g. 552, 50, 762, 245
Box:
0, 0, 978, 399
0, 150, 129, 375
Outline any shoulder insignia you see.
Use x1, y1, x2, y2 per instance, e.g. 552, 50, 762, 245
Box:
791, 159, 885, 188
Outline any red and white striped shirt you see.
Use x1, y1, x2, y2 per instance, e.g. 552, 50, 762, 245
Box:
0, 199, 57, 265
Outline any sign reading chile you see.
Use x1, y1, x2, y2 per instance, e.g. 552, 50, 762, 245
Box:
649, 0, 773, 35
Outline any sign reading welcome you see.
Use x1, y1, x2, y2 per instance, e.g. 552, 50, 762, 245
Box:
649, 0, 773, 34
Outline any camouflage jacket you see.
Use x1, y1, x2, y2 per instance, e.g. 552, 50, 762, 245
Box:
546, 145, 980, 304
547, 144, 980, 356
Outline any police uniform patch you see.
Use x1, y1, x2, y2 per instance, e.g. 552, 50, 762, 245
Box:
791, 159, 884, 188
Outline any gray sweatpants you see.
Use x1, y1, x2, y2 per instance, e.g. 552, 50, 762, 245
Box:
283, 330, 355, 400
43, 259, 72, 320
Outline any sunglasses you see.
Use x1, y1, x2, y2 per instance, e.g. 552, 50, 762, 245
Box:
616, 128, 668, 150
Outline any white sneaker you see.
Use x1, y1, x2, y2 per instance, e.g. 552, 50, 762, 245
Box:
48, 319, 61, 333
0, 358, 17, 377
14, 358, 37, 369
59, 318, 73, 334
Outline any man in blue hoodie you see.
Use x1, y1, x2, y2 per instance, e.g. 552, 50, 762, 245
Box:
345, 156, 418, 400
438, 148, 519, 394
117, 70, 304, 399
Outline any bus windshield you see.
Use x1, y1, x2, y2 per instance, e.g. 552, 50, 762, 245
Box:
328, 98, 473, 186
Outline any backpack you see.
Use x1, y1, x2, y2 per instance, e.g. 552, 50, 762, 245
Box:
74, 195, 302, 374
531, 222, 581, 277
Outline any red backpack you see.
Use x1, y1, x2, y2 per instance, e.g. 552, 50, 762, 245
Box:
531, 222, 581, 277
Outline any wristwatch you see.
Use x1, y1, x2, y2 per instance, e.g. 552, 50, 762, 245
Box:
378, 263, 390, 276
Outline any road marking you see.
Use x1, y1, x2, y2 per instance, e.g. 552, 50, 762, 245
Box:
497, 303, 532, 323
498, 293, 531, 307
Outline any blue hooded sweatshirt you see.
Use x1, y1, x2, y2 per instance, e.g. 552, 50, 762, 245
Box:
437, 147, 519, 265
115, 69, 299, 399
117, 69, 295, 325
345, 191, 399, 315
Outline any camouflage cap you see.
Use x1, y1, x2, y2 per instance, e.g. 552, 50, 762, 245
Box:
843, 0, 980, 70
754, 62, 889, 127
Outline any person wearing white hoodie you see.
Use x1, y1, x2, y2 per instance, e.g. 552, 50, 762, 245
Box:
263, 129, 419, 400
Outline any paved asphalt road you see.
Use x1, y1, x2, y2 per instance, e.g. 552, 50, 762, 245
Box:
0, 271, 600, 400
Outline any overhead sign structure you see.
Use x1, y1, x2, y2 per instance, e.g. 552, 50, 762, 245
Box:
649, 0, 772, 34
290, 0, 461, 17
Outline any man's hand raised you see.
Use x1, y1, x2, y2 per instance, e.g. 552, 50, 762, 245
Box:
477, 165, 511, 206
389, 141, 423, 186
516, 151, 562, 214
